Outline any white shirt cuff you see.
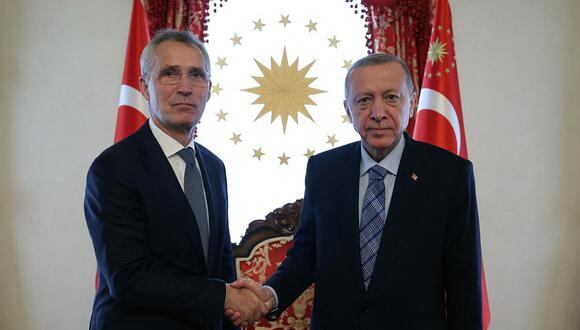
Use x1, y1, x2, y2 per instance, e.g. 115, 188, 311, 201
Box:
263, 285, 279, 309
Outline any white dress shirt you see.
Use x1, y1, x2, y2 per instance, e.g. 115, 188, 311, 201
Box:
358, 137, 405, 223
148, 119, 209, 226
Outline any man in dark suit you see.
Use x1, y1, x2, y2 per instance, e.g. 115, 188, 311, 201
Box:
229, 53, 483, 329
85, 30, 268, 330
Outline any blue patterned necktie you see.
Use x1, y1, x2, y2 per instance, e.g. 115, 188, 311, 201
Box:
360, 165, 389, 289
177, 147, 210, 262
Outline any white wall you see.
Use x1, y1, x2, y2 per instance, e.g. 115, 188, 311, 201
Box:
452, 1, 580, 328
0, 1, 131, 328
0, 0, 578, 329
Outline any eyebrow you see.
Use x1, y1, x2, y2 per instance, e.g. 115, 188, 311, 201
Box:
159, 65, 180, 71
384, 88, 402, 94
159, 65, 206, 73
355, 88, 402, 97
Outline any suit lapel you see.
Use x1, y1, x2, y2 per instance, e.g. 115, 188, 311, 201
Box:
334, 142, 366, 293
195, 146, 219, 275
134, 125, 208, 270
367, 135, 421, 293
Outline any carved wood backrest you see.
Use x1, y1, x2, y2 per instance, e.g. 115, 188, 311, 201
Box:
233, 199, 302, 255
233, 199, 314, 330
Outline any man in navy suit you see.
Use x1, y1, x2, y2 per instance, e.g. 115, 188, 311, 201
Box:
229, 53, 483, 329
85, 30, 268, 330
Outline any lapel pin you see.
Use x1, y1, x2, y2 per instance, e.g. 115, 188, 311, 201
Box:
411, 173, 418, 181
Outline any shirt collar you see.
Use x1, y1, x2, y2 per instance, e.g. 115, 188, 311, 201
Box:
359, 135, 405, 177
148, 119, 196, 159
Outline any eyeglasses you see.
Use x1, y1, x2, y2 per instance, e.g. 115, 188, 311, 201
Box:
155, 68, 210, 87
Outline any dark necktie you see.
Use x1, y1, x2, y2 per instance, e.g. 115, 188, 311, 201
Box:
359, 165, 388, 289
177, 147, 209, 261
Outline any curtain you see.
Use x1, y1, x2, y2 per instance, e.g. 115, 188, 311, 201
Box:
360, 0, 433, 134
143, 0, 209, 40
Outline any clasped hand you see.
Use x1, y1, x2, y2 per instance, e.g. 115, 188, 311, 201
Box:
224, 278, 275, 327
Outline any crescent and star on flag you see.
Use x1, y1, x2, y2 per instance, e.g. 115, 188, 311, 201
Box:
416, 21, 463, 156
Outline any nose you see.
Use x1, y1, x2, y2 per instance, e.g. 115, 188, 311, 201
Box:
370, 99, 387, 122
176, 74, 193, 96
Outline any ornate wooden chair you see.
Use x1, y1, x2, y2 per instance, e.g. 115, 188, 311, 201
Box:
232, 199, 314, 330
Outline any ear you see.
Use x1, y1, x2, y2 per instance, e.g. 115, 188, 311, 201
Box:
343, 100, 352, 122
409, 90, 418, 118
139, 76, 150, 101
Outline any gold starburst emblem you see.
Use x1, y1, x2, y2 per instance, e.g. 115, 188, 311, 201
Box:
243, 48, 326, 133
427, 38, 448, 64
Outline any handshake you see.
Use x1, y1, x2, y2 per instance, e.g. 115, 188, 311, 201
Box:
224, 278, 276, 327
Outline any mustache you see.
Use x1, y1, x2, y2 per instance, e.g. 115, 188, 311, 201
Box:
368, 122, 390, 129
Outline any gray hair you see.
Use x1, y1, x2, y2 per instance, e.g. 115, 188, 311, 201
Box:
344, 53, 414, 99
140, 29, 211, 81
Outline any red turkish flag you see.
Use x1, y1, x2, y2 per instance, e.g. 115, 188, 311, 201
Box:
114, 0, 150, 143
413, 0, 491, 328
